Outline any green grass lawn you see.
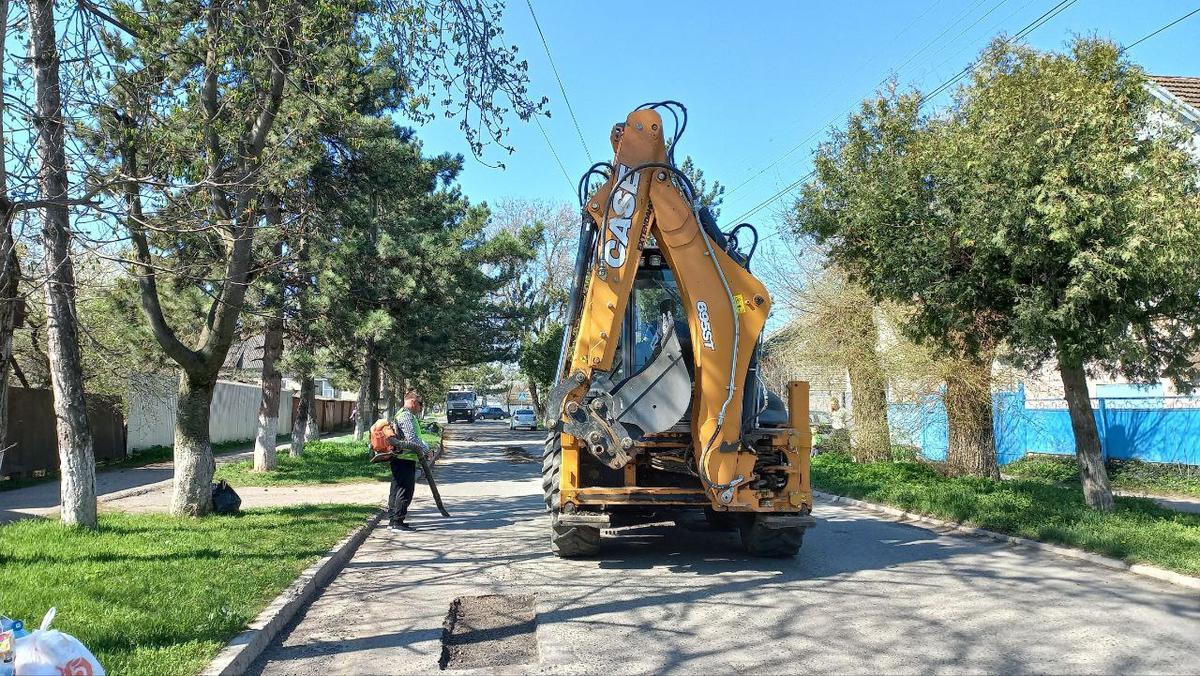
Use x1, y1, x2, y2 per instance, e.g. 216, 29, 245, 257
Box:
214, 431, 440, 487
0, 434, 290, 493
1005, 454, 1200, 499
0, 505, 376, 675
812, 453, 1200, 576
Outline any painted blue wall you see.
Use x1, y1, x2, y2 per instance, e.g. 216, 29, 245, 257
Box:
887, 387, 1200, 466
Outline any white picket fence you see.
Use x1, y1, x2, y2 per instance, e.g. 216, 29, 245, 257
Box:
127, 377, 294, 451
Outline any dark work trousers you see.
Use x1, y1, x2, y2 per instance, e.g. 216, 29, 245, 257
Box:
388, 458, 417, 526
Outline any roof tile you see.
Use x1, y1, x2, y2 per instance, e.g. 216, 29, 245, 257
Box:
1149, 75, 1200, 109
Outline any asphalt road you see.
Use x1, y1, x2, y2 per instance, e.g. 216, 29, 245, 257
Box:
251, 421, 1200, 675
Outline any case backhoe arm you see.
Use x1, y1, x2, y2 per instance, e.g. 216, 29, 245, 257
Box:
546, 107, 773, 508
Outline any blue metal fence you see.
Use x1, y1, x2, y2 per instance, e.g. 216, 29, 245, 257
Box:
887, 385, 1200, 466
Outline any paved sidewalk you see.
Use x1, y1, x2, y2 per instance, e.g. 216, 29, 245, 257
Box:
107, 481, 389, 513
1116, 490, 1200, 514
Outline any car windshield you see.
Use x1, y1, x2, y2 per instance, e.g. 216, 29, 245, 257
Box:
447, 392, 474, 401
515, 409, 533, 415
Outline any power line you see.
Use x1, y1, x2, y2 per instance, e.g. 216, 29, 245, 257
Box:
525, 0, 593, 164
724, 0, 1015, 203
727, 0, 1082, 230
534, 116, 576, 194
889, 0, 995, 79
727, 169, 816, 226
737, 0, 1194, 251
918, 0, 1044, 86
1122, 5, 1200, 52
921, 0, 1082, 105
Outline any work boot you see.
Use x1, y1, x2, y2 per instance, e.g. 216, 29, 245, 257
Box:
389, 522, 415, 532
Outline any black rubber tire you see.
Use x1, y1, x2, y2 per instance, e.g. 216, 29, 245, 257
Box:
543, 431, 601, 557
740, 515, 804, 557
550, 518, 601, 557
541, 431, 562, 512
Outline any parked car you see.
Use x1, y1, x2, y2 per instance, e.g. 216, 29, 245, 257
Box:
478, 406, 508, 420
509, 408, 539, 431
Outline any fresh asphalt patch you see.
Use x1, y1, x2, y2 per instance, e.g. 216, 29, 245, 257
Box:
439, 594, 538, 671
501, 446, 538, 463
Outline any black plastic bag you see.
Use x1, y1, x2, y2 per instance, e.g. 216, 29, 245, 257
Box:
211, 480, 242, 515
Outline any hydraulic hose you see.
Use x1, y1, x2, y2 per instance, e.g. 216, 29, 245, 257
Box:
554, 214, 597, 386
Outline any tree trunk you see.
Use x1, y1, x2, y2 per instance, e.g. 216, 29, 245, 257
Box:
943, 352, 999, 478
173, 373, 216, 516
367, 360, 381, 425
253, 322, 284, 471
0, 214, 17, 465
290, 375, 313, 457
1059, 357, 1115, 511
253, 219, 284, 471
847, 363, 890, 462
528, 379, 543, 419
0, 0, 15, 468
838, 286, 891, 463
117, 6, 295, 516
844, 355, 892, 465
354, 347, 373, 440
32, 0, 96, 528
305, 382, 319, 440
382, 371, 394, 419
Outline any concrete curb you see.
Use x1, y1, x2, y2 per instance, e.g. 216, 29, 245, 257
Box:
202, 509, 384, 676
814, 490, 1200, 592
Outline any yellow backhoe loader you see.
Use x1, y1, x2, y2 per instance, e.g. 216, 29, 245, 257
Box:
543, 102, 815, 557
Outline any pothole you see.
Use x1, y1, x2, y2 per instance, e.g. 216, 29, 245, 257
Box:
501, 446, 537, 463
439, 594, 538, 670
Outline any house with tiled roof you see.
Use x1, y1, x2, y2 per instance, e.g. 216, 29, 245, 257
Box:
1149, 75, 1200, 113
1146, 75, 1200, 160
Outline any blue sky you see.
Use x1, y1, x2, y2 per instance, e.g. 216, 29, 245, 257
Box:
418, 0, 1200, 242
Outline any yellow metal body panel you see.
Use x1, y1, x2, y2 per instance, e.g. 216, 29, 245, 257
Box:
562, 433, 581, 496
787, 381, 814, 511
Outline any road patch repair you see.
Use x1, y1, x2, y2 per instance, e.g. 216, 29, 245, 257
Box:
501, 446, 538, 463
439, 594, 539, 670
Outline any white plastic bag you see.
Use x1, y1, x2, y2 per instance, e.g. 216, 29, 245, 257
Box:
13, 609, 105, 676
